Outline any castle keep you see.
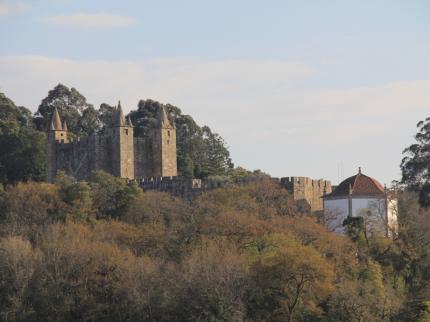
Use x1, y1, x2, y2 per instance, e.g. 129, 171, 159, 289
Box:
46, 103, 177, 182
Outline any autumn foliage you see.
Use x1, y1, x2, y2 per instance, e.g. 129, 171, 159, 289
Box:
0, 173, 427, 321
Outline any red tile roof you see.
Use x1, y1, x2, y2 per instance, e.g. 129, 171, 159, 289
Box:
327, 169, 384, 197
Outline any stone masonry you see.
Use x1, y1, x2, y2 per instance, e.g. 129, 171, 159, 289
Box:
46, 102, 178, 182
281, 177, 332, 213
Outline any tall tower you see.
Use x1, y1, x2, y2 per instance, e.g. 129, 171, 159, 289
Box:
152, 105, 177, 177
111, 101, 134, 179
46, 108, 69, 182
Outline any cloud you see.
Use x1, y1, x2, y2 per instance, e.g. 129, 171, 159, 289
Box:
43, 13, 136, 28
0, 2, 29, 16
0, 55, 428, 183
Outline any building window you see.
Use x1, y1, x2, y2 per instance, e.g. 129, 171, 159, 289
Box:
167, 139, 170, 144
61, 133, 63, 136
124, 129, 128, 135
167, 130, 170, 137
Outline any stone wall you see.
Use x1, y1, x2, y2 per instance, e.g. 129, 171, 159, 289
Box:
48, 124, 178, 181
131, 176, 202, 198
281, 176, 332, 213
54, 138, 92, 181
134, 137, 153, 178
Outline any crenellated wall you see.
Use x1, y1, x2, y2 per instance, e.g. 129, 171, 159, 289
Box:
130, 176, 202, 198
281, 176, 332, 213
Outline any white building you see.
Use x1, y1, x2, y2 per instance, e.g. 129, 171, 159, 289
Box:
323, 168, 397, 237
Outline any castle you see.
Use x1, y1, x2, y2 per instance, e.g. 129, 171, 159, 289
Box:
46, 103, 177, 182
46, 104, 334, 203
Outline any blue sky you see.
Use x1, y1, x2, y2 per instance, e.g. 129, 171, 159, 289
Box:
1, 0, 430, 185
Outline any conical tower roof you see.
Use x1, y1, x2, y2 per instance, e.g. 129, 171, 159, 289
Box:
62, 121, 68, 132
114, 101, 126, 127
158, 105, 172, 128
50, 108, 63, 131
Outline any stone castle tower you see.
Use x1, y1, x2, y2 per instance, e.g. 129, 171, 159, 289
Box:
108, 102, 134, 179
46, 103, 177, 182
152, 104, 177, 177
281, 176, 332, 213
46, 108, 69, 182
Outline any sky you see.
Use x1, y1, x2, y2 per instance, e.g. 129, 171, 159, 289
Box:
1, 0, 429, 185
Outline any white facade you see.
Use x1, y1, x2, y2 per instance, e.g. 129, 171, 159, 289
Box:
324, 195, 398, 236
324, 198, 349, 234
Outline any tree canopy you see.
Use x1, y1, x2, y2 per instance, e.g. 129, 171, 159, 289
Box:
34, 83, 100, 135
401, 117, 430, 206
0, 93, 46, 184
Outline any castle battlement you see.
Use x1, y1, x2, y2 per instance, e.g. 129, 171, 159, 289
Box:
280, 176, 332, 213
126, 176, 202, 198
281, 176, 331, 188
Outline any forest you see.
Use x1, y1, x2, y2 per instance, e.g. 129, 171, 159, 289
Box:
0, 85, 430, 321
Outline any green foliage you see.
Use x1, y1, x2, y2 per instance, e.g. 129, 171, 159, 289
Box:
0, 182, 66, 240
34, 83, 99, 135
417, 301, 430, 321
89, 170, 141, 219
98, 102, 116, 128
343, 216, 366, 242
249, 233, 335, 322
0, 92, 32, 126
0, 121, 46, 184
401, 116, 430, 207
55, 172, 94, 221
0, 93, 46, 185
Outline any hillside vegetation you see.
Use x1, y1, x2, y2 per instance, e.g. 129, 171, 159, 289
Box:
0, 172, 429, 321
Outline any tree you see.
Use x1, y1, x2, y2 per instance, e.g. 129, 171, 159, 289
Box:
54, 172, 94, 221
0, 236, 40, 321
0, 92, 32, 126
89, 171, 141, 219
0, 121, 46, 185
198, 126, 233, 177
29, 222, 145, 321
401, 116, 430, 207
248, 233, 335, 322
0, 182, 66, 241
34, 84, 97, 135
98, 103, 116, 128
0, 93, 46, 185
328, 277, 401, 322
79, 106, 101, 135
395, 191, 430, 318
122, 191, 187, 226
174, 239, 249, 321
